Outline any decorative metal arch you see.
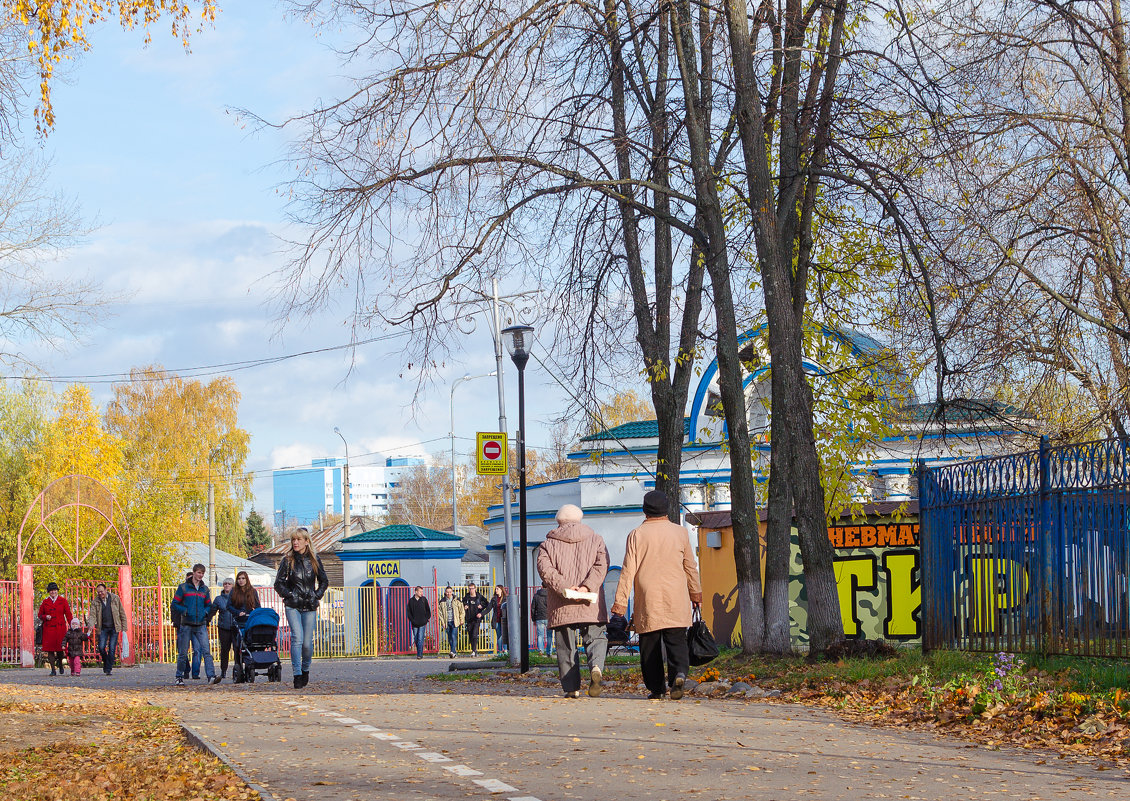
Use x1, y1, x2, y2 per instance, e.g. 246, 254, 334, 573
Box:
16, 474, 131, 568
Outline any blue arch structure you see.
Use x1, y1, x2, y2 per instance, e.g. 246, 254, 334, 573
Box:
688, 324, 903, 441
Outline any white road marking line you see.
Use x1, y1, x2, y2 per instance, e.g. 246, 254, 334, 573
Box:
416, 752, 453, 763
474, 779, 519, 793
288, 705, 534, 800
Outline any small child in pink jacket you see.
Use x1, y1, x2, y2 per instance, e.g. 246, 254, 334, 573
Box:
64, 618, 90, 675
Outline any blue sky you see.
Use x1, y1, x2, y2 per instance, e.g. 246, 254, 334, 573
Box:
19, 4, 573, 518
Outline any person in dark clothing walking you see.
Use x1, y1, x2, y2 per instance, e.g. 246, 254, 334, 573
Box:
406, 586, 431, 659
170, 571, 203, 678
531, 586, 551, 656
229, 570, 261, 625
489, 585, 509, 653
86, 582, 127, 675
274, 527, 329, 689
171, 564, 220, 686
462, 584, 489, 657
212, 577, 238, 681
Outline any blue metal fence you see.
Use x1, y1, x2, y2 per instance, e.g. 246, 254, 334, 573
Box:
920, 436, 1130, 657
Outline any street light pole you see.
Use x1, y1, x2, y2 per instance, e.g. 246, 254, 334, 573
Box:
450, 372, 496, 538
502, 323, 535, 673
334, 427, 350, 536
490, 281, 520, 668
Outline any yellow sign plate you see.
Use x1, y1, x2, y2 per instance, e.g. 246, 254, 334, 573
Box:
476, 432, 508, 475
366, 560, 401, 579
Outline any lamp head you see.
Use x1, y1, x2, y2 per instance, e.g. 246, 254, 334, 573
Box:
333, 426, 341, 435
501, 324, 535, 368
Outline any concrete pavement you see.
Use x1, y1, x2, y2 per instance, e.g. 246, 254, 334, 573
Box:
2, 658, 1127, 800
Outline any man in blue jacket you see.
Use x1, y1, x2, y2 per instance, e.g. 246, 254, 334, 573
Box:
172, 563, 219, 686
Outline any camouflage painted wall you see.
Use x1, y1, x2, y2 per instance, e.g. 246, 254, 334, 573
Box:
697, 515, 922, 648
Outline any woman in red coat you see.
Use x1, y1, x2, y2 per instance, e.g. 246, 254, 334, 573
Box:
38, 582, 72, 676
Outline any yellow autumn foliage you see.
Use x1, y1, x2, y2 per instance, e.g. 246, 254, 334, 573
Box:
3, 0, 217, 130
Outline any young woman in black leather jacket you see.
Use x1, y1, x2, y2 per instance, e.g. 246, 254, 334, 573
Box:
274, 527, 329, 688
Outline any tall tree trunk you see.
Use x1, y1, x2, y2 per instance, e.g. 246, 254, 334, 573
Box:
763, 394, 793, 652
721, 0, 846, 654
670, 0, 764, 652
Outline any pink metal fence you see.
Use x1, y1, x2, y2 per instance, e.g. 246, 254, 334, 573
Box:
0, 580, 18, 665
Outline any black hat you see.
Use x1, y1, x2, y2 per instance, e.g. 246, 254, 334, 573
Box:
46, 582, 59, 592
643, 490, 668, 517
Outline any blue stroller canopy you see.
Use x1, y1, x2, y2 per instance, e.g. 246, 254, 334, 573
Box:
242, 607, 279, 632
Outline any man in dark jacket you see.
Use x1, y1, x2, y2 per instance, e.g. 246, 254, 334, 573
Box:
406, 586, 431, 659
531, 587, 551, 656
171, 564, 218, 686
170, 571, 203, 678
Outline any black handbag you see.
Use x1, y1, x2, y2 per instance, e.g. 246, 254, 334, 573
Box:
687, 609, 719, 666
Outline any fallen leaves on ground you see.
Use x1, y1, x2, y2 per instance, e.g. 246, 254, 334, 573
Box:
0, 688, 257, 800
457, 656, 1130, 772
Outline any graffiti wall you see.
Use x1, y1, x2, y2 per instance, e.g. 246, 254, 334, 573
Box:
696, 509, 922, 648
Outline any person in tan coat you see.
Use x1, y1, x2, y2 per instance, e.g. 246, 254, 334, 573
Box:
611, 490, 702, 700
536, 504, 609, 698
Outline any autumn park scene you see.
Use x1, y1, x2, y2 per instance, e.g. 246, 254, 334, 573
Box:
3, 0, 1130, 800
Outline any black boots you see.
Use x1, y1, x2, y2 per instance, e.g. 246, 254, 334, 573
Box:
293, 672, 309, 689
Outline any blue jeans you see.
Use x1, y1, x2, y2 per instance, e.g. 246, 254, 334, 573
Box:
97, 628, 119, 673
410, 625, 427, 657
285, 607, 316, 676
535, 620, 552, 655
176, 625, 214, 679
445, 622, 458, 655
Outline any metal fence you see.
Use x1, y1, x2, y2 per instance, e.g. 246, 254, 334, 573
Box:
921, 436, 1130, 657
1, 582, 527, 666
0, 580, 17, 665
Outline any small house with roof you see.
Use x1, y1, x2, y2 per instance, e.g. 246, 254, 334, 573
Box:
338, 523, 467, 590
484, 325, 1037, 613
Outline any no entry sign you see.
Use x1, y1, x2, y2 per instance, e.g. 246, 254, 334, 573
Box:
476, 432, 508, 475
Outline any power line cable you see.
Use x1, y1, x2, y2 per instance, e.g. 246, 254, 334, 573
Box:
1, 330, 412, 384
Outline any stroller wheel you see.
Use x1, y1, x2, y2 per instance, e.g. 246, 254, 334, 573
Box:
232, 664, 243, 684
247, 670, 255, 683
269, 663, 282, 682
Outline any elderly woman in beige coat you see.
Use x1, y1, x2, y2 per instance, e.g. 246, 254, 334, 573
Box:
536, 504, 610, 698
611, 490, 702, 700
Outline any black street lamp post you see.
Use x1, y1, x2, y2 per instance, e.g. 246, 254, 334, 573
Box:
502, 323, 535, 673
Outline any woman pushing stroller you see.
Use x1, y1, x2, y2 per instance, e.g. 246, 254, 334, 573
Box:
213, 571, 261, 682
273, 527, 328, 689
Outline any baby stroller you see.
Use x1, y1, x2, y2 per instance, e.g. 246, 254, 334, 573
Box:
607, 613, 637, 655
232, 607, 283, 683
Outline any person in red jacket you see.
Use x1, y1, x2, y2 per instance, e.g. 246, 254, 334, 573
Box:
38, 582, 72, 676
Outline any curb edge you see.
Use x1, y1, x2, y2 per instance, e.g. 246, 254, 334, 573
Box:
180, 721, 275, 800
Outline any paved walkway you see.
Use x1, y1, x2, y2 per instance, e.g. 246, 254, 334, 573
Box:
3, 659, 1127, 800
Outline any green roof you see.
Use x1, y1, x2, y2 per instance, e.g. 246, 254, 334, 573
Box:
340, 524, 462, 544
580, 417, 691, 443
900, 399, 1031, 424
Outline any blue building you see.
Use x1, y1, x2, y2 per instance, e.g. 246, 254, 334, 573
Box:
273, 455, 424, 527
